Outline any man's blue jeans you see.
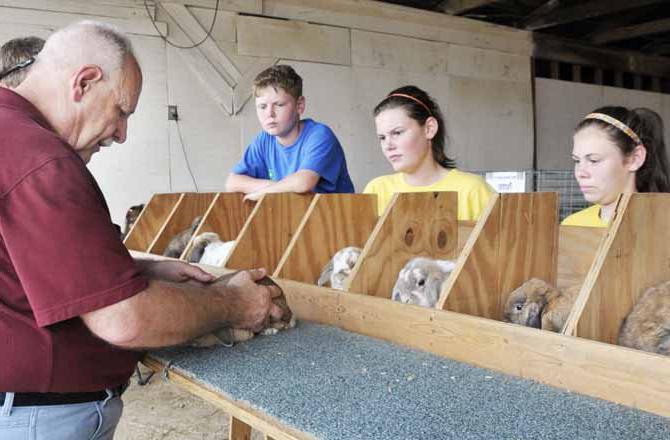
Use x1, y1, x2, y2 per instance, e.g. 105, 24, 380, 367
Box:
0, 390, 123, 439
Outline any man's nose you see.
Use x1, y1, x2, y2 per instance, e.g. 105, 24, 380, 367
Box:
115, 119, 128, 144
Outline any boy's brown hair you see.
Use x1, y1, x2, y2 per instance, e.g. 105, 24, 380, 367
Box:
253, 64, 302, 100
0, 36, 45, 88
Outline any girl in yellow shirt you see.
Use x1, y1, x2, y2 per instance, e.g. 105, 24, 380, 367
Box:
562, 106, 670, 227
363, 85, 494, 221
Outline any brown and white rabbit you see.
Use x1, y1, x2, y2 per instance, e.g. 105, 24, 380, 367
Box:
317, 246, 362, 290
502, 279, 579, 332
618, 280, 670, 356
191, 273, 296, 348
163, 216, 202, 258
391, 257, 456, 308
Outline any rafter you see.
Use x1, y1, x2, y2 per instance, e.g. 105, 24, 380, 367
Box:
589, 17, 670, 45
436, 0, 499, 15
524, 0, 664, 31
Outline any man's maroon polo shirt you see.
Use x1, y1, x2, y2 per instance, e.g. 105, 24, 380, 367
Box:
0, 88, 148, 392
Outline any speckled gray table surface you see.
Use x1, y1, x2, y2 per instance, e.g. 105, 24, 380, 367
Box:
152, 321, 670, 440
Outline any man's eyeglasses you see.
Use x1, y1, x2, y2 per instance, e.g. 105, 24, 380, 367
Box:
0, 57, 35, 81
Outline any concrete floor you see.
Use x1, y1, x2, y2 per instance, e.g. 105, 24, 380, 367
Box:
115, 366, 263, 440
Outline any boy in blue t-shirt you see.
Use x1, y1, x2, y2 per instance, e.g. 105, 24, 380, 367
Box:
226, 65, 354, 200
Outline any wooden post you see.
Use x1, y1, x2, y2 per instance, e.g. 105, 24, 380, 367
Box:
147, 193, 217, 256
564, 193, 670, 343
179, 193, 254, 261
439, 193, 559, 321
347, 192, 459, 299
230, 416, 252, 440
274, 194, 378, 283
225, 193, 314, 273
124, 193, 182, 251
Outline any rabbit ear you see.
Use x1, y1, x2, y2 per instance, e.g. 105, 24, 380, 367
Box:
318, 259, 334, 287
187, 241, 207, 263
658, 332, 670, 356
434, 259, 456, 273
522, 302, 542, 329
425, 272, 447, 306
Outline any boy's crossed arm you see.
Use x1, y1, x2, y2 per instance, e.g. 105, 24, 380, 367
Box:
225, 169, 319, 201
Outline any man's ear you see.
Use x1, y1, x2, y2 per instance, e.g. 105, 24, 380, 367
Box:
627, 144, 647, 172
424, 116, 439, 141
296, 95, 306, 116
71, 65, 104, 102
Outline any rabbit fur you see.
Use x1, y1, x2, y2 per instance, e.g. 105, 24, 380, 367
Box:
190, 272, 296, 348
502, 278, 579, 332
391, 257, 456, 308
163, 216, 202, 258
187, 232, 235, 267
317, 246, 362, 290
618, 280, 670, 355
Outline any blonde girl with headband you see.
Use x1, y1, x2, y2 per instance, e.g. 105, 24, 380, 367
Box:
364, 85, 494, 220
563, 106, 670, 227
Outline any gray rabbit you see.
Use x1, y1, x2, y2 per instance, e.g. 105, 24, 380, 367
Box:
163, 216, 202, 258
317, 246, 362, 290
391, 257, 456, 308
618, 280, 670, 355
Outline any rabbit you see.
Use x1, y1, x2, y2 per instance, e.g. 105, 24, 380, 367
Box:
122, 203, 144, 239
618, 280, 670, 356
391, 257, 456, 308
163, 216, 202, 258
187, 232, 236, 266
541, 283, 580, 332
191, 273, 296, 348
317, 246, 362, 290
502, 279, 579, 332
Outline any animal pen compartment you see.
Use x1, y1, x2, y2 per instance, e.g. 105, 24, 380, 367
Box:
132, 191, 670, 439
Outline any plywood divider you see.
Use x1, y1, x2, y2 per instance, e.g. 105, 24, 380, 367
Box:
225, 193, 314, 273
564, 193, 670, 343
273, 194, 378, 283
147, 193, 218, 256
123, 193, 183, 251
438, 193, 559, 321
180, 193, 254, 261
346, 192, 459, 299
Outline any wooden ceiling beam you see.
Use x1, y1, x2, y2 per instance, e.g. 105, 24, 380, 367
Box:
436, 0, 499, 15
589, 17, 670, 45
524, 0, 664, 31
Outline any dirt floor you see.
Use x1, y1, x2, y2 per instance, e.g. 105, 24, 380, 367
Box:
115, 365, 263, 440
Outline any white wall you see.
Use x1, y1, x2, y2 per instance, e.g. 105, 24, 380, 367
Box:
535, 78, 670, 170
0, 0, 538, 226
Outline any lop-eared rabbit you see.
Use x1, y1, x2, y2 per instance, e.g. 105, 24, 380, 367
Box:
163, 216, 202, 258
502, 278, 579, 332
391, 257, 456, 308
187, 232, 235, 267
317, 246, 362, 290
191, 273, 296, 348
618, 280, 670, 355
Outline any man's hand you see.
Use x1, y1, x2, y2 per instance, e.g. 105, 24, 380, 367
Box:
243, 191, 263, 202
139, 260, 215, 284
212, 268, 285, 332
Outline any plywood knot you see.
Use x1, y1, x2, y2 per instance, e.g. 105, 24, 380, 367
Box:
404, 228, 415, 246
437, 230, 448, 249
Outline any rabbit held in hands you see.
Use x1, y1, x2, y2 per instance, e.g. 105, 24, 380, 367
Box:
163, 216, 203, 258
502, 279, 579, 332
191, 273, 296, 348
317, 246, 362, 290
618, 280, 670, 356
392, 257, 456, 308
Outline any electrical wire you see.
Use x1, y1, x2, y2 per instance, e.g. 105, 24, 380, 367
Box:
174, 118, 200, 192
144, 0, 220, 49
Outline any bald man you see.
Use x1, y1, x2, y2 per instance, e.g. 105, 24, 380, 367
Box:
0, 21, 284, 440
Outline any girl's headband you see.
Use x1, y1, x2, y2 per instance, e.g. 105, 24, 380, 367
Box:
387, 93, 432, 115
584, 112, 642, 145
